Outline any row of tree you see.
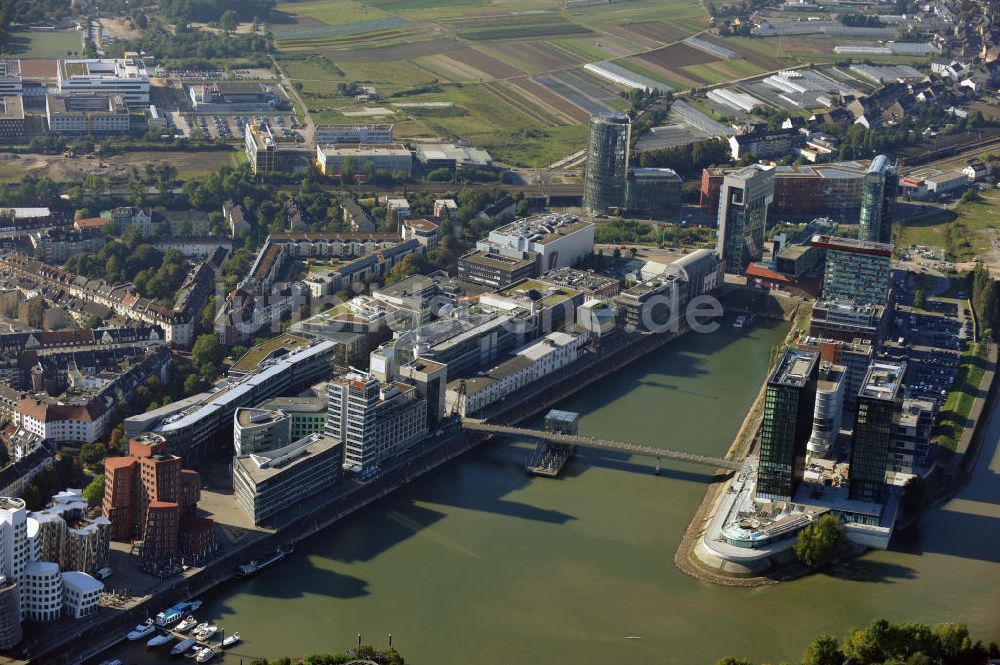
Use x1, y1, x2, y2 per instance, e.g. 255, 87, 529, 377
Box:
718, 618, 999, 665
970, 262, 998, 339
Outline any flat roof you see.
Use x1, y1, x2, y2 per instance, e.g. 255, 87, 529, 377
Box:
769, 348, 819, 388
235, 433, 341, 484
461, 249, 537, 271
860, 361, 905, 401
231, 334, 311, 374
318, 143, 410, 157
0, 96, 24, 120
811, 234, 893, 257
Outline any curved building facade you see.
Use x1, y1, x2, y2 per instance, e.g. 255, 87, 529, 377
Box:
21, 561, 62, 622
584, 113, 631, 214
807, 362, 845, 458
0, 581, 21, 649
858, 155, 898, 244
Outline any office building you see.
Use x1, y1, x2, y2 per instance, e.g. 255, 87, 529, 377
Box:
233, 408, 291, 456
188, 82, 288, 112
850, 361, 904, 504
478, 214, 595, 273
256, 396, 328, 440
233, 433, 342, 525
700, 160, 871, 220
716, 165, 775, 275
246, 122, 278, 175
326, 370, 428, 472
61, 571, 102, 618
20, 561, 62, 622
0, 60, 22, 96
102, 434, 213, 571
46, 93, 129, 134
56, 57, 149, 105
314, 123, 393, 145
891, 397, 937, 477
798, 336, 874, 411
0, 580, 20, 649
30, 489, 111, 577
625, 168, 683, 220
316, 144, 412, 177
757, 348, 819, 500
396, 359, 448, 430
584, 113, 631, 214
0, 96, 24, 137
806, 362, 846, 459
809, 299, 888, 345
813, 234, 892, 306
0, 497, 29, 631
414, 143, 493, 170
858, 155, 898, 244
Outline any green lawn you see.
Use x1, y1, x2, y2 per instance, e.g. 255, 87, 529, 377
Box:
4, 30, 83, 57
897, 191, 1000, 261
934, 342, 989, 451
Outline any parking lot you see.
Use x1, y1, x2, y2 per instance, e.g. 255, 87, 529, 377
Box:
177, 113, 301, 141
886, 269, 972, 406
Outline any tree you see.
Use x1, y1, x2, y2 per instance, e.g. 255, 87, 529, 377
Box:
793, 513, 845, 568
219, 9, 239, 32
913, 289, 926, 310
901, 476, 931, 515
802, 634, 843, 665
109, 426, 125, 452
82, 475, 105, 508
192, 334, 224, 375
715, 659, 754, 665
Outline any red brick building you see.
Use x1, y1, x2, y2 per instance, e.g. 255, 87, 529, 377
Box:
102, 433, 214, 571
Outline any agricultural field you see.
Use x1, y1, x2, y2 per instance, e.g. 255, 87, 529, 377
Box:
2, 31, 84, 58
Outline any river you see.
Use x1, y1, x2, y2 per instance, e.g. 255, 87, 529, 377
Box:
109, 318, 1000, 665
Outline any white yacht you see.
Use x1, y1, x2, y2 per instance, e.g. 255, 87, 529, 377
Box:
176, 616, 198, 632
222, 632, 240, 647
126, 619, 156, 641
195, 624, 218, 640
196, 647, 218, 663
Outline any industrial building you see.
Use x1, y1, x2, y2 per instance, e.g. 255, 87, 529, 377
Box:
188, 82, 289, 112
716, 165, 775, 275
414, 143, 493, 170
813, 234, 893, 306
858, 155, 898, 244
756, 348, 819, 500
477, 214, 595, 274
233, 433, 342, 525
56, 57, 149, 105
625, 168, 682, 220
0, 96, 24, 137
46, 93, 129, 134
316, 144, 412, 177
245, 122, 278, 175
849, 361, 905, 504
584, 113, 631, 214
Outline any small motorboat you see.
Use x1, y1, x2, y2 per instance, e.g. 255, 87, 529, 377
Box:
185, 646, 203, 660
192, 622, 209, 635
99, 660, 123, 665
171, 636, 198, 656
147, 632, 173, 648
222, 632, 240, 648
195, 624, 218, 640
176, 615, 198, 632
196, 647, 217, 663
127, 619, 156, 641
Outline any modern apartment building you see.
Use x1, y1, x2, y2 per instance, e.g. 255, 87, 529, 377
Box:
584, 113, 630, 214
245, 122, 278, 175
813, 234, 892, 306
757, 348, 819, 500
30, 227, 105, 263
716, 165, 775, 275
798, 336, 874, 411
56, 57, 150, 105
890, 397, 937, 478
858, 155, 898, 244
850, 361, 904, 504
809, 299, 888, 345
326, 370, 428, 472
46, 93, 130, 134
233, 433, 342, 525
233, 408, 291, 456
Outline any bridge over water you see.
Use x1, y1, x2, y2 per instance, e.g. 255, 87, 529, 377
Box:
461, 419, 743, 472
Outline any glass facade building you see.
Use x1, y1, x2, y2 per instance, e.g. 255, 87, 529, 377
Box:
625, 167, 682, 220
757, 348, 819, 500
812, 234, 892, 306
858, 155, 898, 244
584, 113, 630, 214
849, 361, 904, 504
716, 165, 775, 275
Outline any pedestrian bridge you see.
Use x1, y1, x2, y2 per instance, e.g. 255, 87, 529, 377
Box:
461, 419, 742, 471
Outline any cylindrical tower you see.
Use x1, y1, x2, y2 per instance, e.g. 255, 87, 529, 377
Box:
807, 363, 845, 459
584, 113, 631, 214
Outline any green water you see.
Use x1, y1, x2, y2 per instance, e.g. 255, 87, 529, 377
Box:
116, 319, 1000, 664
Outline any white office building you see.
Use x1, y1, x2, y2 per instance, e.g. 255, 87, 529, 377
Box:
478, 214, 595, 273
60, 571, 103, 618
56, 58, 150, 105
314, 123, 393, 145
20, 561, 61, 622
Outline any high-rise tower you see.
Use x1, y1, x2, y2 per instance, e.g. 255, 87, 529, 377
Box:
858, 155, 898, 244
584, 113, 631, 214
849, 361, 904, 504
716, 164, 775, 275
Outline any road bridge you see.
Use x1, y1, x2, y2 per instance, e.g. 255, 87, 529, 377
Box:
462, 420, 742, 472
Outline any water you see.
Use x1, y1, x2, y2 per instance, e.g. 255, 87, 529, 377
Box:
111, 319, 1000, 665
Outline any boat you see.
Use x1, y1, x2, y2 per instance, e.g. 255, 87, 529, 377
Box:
196, 648, 218, 663
195, 624, 218, 640
127, 619, 156, 641
99, 660, 123, 665
147, 632, 174, 648
185, 646, 203, 660
733, 314, 747, 328
236, 544, 294, 578
222, 632, 240, 648
192, 622, 209, 635
171, 636, 198, 656
156, 600, 204, 626
176, 615, 198, 632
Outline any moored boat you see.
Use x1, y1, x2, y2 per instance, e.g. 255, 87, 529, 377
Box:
147, 632, 174, 648
127, 619, 156, 641
176, 615, 198, 632
195, 624, 218, 640
222, 632, 240, 647
236, 544, 294, 578
196, 647, 217, 663
171, 636, 198, 656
